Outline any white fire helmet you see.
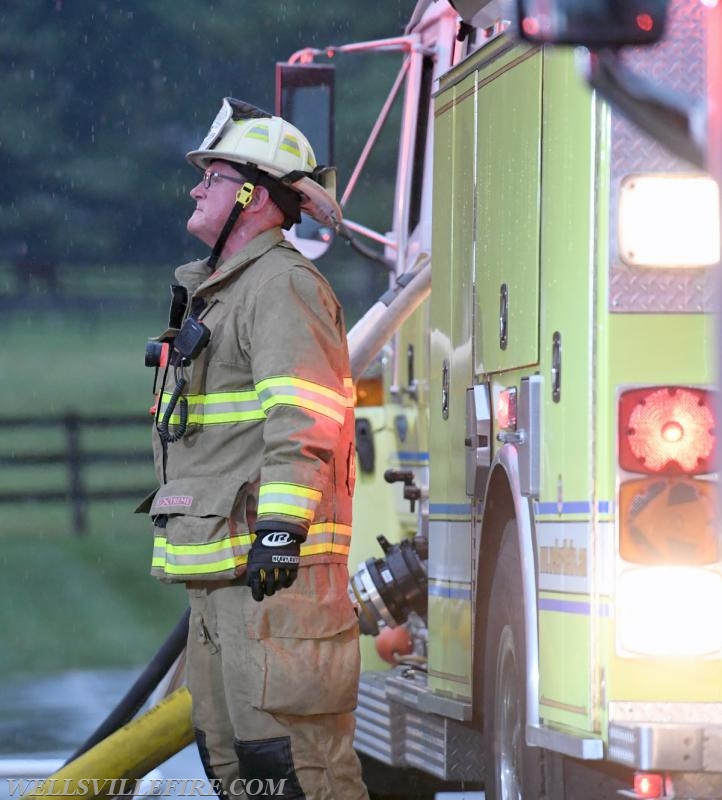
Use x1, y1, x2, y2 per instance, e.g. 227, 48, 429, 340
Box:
186, 98, 342, 229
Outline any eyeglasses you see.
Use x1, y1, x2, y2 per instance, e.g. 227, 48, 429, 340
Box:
202, 170, 246, 190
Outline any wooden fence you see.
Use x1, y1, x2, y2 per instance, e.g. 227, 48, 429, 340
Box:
0, 413, 153, 535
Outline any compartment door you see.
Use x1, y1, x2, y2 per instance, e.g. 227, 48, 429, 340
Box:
475, 50, 542, 374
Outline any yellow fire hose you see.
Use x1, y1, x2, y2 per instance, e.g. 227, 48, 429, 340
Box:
22, 688, 194, 799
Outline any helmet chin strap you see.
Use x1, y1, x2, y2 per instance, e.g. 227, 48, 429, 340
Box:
207, 182, 255, 270
230, 162, 303, 231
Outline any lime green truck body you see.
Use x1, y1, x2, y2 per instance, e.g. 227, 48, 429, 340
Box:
293, 1, 721, 795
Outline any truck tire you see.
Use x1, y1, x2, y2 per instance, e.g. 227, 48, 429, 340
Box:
482, 519, 543, 800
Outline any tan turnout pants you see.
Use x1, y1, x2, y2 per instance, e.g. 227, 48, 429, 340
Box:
186, 563, 369, 800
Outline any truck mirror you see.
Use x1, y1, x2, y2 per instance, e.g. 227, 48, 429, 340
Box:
510, 0, 703, 167
275, 62, 336, 259
515, 0, 669, 47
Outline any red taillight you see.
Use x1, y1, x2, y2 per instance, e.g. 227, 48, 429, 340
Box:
521, 16, 541, 37
636, 14, 654, 33
497, 387, 517, 431
619, 387, 716, 475
618, 386, 719, 567
633, 772, 664, 798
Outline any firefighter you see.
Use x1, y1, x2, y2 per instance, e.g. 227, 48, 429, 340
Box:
142, 98, 369, 799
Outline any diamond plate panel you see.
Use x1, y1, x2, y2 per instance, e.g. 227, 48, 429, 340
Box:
354, 671, 406, 766
354, 669, 485, 781
403, 708, 485, 782
608, 722, 704, 770
609, 268, 710, 312
666, 771, 722, 799
610, 701, 722, 725
609, 0, 716, 313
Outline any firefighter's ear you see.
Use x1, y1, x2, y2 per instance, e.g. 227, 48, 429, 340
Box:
247, 184, 271, 211
246, 184, 285, 226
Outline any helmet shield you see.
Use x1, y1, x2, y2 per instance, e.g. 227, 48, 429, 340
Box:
198, 98, 271, 152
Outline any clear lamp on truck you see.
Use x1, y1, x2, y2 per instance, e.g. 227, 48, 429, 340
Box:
617, 566, 722, 657
618, 173, 720, 268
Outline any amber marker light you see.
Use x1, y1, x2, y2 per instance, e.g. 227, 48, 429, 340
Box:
355, 375, 383, 407
618, 476, 718, 565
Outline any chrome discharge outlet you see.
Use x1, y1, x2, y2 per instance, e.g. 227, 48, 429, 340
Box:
349, 535, 428, 635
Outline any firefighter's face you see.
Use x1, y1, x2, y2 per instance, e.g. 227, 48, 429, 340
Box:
187, 160, 242, 246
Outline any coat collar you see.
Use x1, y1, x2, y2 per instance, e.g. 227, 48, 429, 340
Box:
179, 227, 285, 296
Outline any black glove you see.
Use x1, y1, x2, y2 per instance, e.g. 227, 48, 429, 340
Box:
247, 530, 303, 602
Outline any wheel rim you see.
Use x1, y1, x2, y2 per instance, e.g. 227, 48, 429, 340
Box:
495, 625, 523, 800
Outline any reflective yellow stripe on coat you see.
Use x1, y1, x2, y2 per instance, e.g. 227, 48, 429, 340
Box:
159, 377, 353, 427
257, 482, 322, 521
152, 531, 253, 575
256, 376, 354, 425
152, 522, 352, 577
158, 389, 265, 426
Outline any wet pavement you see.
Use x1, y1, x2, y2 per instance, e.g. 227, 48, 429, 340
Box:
0, 670, 481, 799
0, 669, 139, 758
0, 669, 205, 799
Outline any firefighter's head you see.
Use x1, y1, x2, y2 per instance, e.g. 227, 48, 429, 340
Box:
186, 98, 341, 232
187, 159, 287, 249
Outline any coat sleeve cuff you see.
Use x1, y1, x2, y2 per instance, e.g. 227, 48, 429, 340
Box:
253, 520, 308, 540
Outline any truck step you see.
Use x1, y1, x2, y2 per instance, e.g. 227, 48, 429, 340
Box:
354, 669, 484, 782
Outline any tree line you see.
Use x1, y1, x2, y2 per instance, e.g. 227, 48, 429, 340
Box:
1, 0, 414, 315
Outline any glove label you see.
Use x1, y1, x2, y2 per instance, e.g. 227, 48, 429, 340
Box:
271, 554, 301, 565
260, 531, 296, 547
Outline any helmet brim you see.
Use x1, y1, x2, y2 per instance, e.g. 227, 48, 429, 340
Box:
294, 176, 342, 229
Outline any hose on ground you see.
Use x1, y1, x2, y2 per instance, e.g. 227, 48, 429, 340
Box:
64, 606, 191, 765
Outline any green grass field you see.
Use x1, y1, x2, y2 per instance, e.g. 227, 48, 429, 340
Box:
2, 289, 187, 677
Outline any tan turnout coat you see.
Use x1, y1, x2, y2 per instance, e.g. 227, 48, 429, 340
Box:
142, 227, 355, 582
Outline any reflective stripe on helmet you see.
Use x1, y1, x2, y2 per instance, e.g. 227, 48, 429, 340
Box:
280, 133, 301, 158
246, 124, 270, 143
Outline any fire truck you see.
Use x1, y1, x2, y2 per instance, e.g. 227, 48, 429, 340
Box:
276, 0, 722, 797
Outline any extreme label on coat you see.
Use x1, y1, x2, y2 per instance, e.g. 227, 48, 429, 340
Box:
156, 495, 194, 509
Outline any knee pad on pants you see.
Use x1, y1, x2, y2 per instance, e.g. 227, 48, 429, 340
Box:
233, 736, 305, 799
194, 729, 226, 796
